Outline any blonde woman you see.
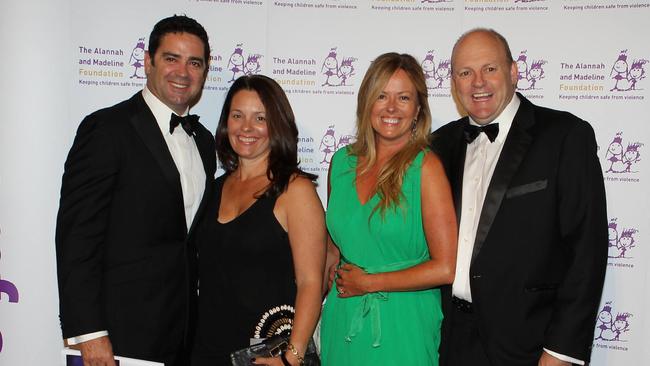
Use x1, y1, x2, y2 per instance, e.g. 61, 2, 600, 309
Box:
320, 53, 457, 365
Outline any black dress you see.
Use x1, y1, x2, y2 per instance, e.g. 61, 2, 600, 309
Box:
191, 175, 297, 365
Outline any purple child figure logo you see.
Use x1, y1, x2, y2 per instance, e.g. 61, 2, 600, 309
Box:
627, 59, 648, 90
227, 44, 246, 83
516, 51, 529, 89
610, 50, 630, 91
319, 125, 337, 164
128, 37, 146, 79
322, 48, 339, 87
434, 59, 451, 89
338, 57, 357, 86
527, 59, 546, 89
0, 248, 20, 353
607, 219, 619, 256
604, 132, 643, 173
595, 302, 633, 342
617, 228, 638, 258
321, 48, 357, 87
605, 132, 625, 173
319, 125, 356, 165
244, 54, 262, 76
623, 143, 642, 172
516, 51, 546, 91
422, 51, 436, 89
607, 218, 638, 259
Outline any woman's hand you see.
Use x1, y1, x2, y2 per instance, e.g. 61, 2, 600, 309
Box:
252, 356, 285, 366
252, 350, 301, 366
335, 263, 373, 297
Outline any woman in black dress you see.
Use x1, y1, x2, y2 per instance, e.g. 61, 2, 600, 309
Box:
191, 75, 326, 366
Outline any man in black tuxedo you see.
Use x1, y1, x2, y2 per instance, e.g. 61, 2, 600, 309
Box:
56, 15, 216, 366
432, 29, 607, 366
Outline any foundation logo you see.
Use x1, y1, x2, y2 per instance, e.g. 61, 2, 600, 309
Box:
607, 218, 639, 261
603, 132, 643, 175
127, 37, 146, 79
515, 50, 547, 91
594, 302, 633, 343
609, 50, 648, 92
77, 40, 136, 88
321, 48, 358, 87
0, 246, 21, 353
319, 125, 356, 165
421, 51, 451, 90
226, 44, 263, 82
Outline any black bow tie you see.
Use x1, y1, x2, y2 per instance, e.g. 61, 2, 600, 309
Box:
464, 123, 499, 143
169, 113, 198, 136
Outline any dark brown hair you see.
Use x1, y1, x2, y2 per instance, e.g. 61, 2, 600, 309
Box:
216, 75, 317, 198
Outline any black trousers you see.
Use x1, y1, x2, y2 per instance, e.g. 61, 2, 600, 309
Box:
444, 301, 493, 366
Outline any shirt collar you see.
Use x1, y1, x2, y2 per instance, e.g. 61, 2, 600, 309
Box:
142, 86, 190, 136
468, 93, 520, 144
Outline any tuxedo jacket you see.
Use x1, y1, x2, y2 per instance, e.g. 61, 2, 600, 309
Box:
431, 94, 607, 365
56, 92, 216, 364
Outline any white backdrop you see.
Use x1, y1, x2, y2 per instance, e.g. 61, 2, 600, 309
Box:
1, 0, 648, 364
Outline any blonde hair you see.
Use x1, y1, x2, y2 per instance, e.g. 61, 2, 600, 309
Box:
349, 52, 432, 216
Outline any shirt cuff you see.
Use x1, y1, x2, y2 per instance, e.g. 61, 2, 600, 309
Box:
543, 348, 584, 365
66, 330, 109, 345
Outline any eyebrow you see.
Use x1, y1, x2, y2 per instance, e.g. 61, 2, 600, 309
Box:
161, 52, 205, 64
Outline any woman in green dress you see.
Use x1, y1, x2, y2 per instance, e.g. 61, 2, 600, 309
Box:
320, 53, 458, 365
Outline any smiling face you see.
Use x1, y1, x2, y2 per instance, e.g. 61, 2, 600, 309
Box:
227, 90, 270, 164
613, 319, 628, 331
529, 67, 543, 79
245, 60, 258, 73
599, 310, 612, 323
452, 31, 517, 125
422, 59, 434, 73
145, 32, 207, 115
230, 53, 244, 66
370, 69, 420, 147
516, 60, 528, 74
614, 59, 628, 73
619, 235, 633, 248
324, 57, 338, 70
624, 149, 639, 162
340, 64, 353, 76
608, 142, 623, 155
630, 66, 643, 80
132, 47, 145, 60
436, 65, 450, 78
321, 134, 335, 148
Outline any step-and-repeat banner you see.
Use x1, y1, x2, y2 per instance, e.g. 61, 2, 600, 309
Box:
1, 0, 648, 364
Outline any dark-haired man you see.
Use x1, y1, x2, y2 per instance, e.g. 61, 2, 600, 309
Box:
56, 15, 216, 366
432, 28, 607, 366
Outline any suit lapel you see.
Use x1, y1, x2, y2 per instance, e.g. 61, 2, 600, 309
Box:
128, 93, 183, 203
187, 127, 215, 237
451, 122, 468, 223
470, 95, 535, 266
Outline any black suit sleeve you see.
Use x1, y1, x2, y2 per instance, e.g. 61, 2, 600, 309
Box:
544, 120, 608, 360
56, 114, 119, 338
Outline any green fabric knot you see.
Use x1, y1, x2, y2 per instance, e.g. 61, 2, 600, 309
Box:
340, 252, 429, 348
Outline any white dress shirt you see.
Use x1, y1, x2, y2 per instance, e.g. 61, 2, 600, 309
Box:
67, 87, 206, 346
451, 94, 583, 365
452, 95, 519, 302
